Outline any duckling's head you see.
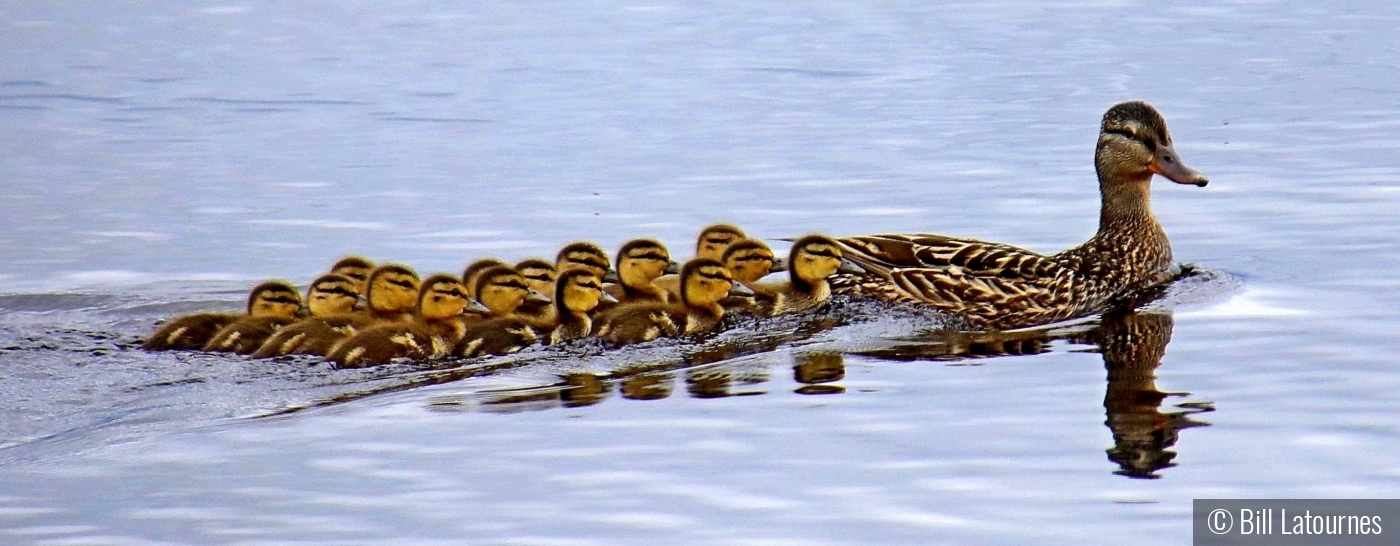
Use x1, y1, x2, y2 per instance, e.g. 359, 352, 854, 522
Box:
305, 274, 360, 317
365, 264, 421, 314
473, 265, 550, 317
556, 268, 615, 315
514, 258, 557, 296
462, 258, 511, 298
695, 224, 747, 261
616, 239, 671, 289
556, 241, 611, 278
1097, 101, 1208, 188
329, 256, 375, 293
246, 280, 303, 319
416, 274, 474, 320
678, 258, 737, 307
721, 239, 777, 285
787, 235, 844, 288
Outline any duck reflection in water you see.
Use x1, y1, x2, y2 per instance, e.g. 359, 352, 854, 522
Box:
853, 309, 1211, 479
793, 351, 845, 395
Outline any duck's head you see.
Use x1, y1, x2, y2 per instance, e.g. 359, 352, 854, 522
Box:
329, 256, 375, 293
555, 268, 616, 315
246, 280, 304, 319
615, 239, 673, 289
416, 274, 480, 320
1097, 101, 1208, 188
721, 239, 778, 285
473, 265, 550, 317
556, 241, 611, 278
787, 235, 844, 287
679, 258, 750, 307
365, 264, 421, 314
514, 258, 558, 297
695, 224, 747, 261
305, 274, 360, 317
462, 258, 511, 298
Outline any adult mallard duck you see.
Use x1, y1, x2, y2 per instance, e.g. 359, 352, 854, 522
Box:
833, 101, 1209, 330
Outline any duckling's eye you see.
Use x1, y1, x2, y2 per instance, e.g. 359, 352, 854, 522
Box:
524, 274, 553, 282
265, 296, 300, 305
387, 279, 415, 289
703, 238, 731, 246
344, 273, 367, 282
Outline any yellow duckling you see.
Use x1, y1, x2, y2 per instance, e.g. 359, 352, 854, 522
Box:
328, 256, 375, 294
250, 274, 363, 358
455, 268, 612, 358
463, 258, 510, 298
593, 258, 751, 345
555, 241, 611, 278
722, 239, 779, 288
751, 235, 845, 316
695, 223, 748, 261
326, 274, 485, 368
549, 269, 616, 344
513, 258, 558, 327
142, 280, 303, 351
207, 275, 368, 354
466, 265, 552, 326
358, 263, 422, 323
604, 239, 674, 305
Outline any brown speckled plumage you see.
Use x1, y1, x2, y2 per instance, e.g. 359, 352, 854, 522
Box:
832, 101, 1209, 330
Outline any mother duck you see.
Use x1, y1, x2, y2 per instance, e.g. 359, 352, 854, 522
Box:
833, 101, 1209, 330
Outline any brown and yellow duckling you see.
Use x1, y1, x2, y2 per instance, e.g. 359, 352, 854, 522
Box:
328, 256, 375, 294
463, 258, 511, 296
467, 265, 552, 325
326, 274, 486, 368
750, 235, 845, 316
142, 280, 303, 351
604, 239, 674, 305
833, 101, 1209, 330
201, 281, 309, 354
454, 270, 611, 358
556, 241, 611, 278
356, 263, 421, 323
593, 258, 751, 345
513, 258, 559, 327
250, 274, 363, 358
694, 223, 748, 261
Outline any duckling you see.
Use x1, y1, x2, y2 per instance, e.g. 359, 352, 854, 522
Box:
550, 268, 616, 344
142, 280, 303, 351
654, 224, 748, 298
722, 239, 780, 288
593, 258, 751, 345
695, 223, 748, 261
603, 239, 673, 305
833, 101, 1209, 330
250, 274, 363, 358
463, 258, 510, 298
751, 235, 845, 316
555, 241, 611, 278
513, 258, 558, 327
326, 274, 483, 368
455, 269, 610, 358
201, 281, 307, 354
329, 256, 375, 294
358, 263, 421, 323
468, 265, 552, 325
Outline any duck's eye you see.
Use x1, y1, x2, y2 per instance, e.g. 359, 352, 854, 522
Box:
387, 279, 415, 289
524, 274, 553, 282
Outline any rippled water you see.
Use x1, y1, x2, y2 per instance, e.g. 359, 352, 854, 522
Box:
4, 1, 1400, 544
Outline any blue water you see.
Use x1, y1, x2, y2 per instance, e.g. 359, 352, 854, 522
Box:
3, 1, 1400, 544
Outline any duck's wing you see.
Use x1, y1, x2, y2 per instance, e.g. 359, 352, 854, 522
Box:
835, 234, 1083, 319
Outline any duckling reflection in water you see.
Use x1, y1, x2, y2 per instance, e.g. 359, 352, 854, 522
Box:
326, 274, 485, 369
143, 280, 304, 351
793, 351, 845, 395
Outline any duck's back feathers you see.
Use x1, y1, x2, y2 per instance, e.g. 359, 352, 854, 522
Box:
251, 315, 362, 358
454, 319, 540, 358
202, 315, 297, 354
142, 313, 237, 351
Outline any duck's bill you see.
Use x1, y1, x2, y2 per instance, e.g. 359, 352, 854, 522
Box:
465, 299, 491, 314
526, 289, 552, 304
600, 291, 619, 304
769, 257, 788, 273
601, 270, 620, 284
664, 260, 681, 275
728, 283, 755, 297
1150, 143, 1209, 187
